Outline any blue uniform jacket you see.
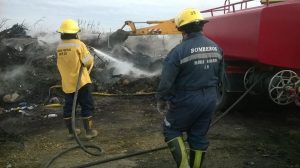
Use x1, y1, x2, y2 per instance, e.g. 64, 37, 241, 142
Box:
156, 32, 224, 101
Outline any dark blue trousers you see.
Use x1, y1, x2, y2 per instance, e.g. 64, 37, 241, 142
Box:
163, 87, 217, 150
63, 84, 94, 118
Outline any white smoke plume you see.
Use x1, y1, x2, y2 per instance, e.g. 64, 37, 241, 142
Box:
0, 65, 27, 95
124, 35, 181, 57
93, 47, 160, 77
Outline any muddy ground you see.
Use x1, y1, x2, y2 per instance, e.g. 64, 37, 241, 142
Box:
0, 95, 300, 168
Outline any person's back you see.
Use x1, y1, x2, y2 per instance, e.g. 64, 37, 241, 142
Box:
156, 8, 224, 168
56, 19, 98, 140
57, 38, 92, 93
168, 33, 222, 91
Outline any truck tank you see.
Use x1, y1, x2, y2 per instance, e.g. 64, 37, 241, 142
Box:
203, 0, 300, 106
203, 0, 300, 69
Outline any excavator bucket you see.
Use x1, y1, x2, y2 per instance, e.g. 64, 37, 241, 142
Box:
108, 29, 130, 47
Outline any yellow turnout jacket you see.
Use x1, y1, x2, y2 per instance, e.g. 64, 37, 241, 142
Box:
56, 39, 94, 93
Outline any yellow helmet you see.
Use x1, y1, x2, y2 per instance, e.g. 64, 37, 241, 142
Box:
57, 19, 80, 34
175, 8, 207, 28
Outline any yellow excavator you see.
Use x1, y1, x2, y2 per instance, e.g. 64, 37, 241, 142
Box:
108, 19, 180, 47
109, 0, 300, 109
110, 0, 284, 39
120, 19, 180, 36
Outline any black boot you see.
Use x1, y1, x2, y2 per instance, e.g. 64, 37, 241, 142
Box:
167, 137, 190, 168
82, 117, 98, 139
189, 149, 206, 168
64, 118, 81, 139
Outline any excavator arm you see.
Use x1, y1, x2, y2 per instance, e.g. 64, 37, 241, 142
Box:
108, 19, 181, 47
120, 19, 181, 36
110, 0, 283, 44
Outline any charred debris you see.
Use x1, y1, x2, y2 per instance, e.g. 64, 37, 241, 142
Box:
0, 24, 174, 111
0, 23, 174, 142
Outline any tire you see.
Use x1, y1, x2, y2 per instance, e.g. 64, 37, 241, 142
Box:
215, 74, 237, 112
216, 83, 229, 111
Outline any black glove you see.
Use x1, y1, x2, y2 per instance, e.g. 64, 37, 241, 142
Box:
296, 80, 300, 94
294, 80, 300, 106
156, 100, 169, 115
87, 45, 94, 52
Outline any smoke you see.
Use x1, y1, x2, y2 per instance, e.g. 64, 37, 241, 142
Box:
0, 65, 28, 95
93, 47, 160, 77
88, 33, 183, 80
35, 32, 60, 45
124, 35, 181, 57
2, 65, 27, 81
0, 27, 180, 99
0, 28, 59, 100
109, 60, 161, 77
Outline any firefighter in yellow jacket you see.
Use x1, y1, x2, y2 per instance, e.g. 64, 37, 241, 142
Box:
56, 19, 98, 139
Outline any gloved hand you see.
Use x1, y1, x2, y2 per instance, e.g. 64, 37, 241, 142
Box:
87, 45, 94, 52
157, 100, 169, 115
295, 80, 300, 94
288, 80, 300, 97
87, 61, 94, 74
295, 80, 300, 106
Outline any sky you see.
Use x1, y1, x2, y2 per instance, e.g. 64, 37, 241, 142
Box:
0, 0, 261, 33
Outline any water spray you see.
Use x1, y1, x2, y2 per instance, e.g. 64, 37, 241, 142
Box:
91, 47, 160, 77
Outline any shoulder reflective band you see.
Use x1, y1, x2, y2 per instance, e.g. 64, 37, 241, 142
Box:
180, 52, 222, 64
57, 42, 80, 49
82, 54, 93, 65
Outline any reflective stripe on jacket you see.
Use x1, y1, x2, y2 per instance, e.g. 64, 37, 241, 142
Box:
156, 32, 224, 101
56, 39, 94, 93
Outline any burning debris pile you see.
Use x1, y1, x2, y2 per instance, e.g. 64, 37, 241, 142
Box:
89, 45, 163, 94
0, 24, 59, 142
80, 30, 176, 94
0, 25, 180, 109
0, 24, 59, 106
0, 23, 181, 144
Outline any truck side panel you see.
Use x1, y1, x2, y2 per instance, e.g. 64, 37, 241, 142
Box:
258, 1, 300, 69
204, 0, 300, 70
203, 7, 262, 61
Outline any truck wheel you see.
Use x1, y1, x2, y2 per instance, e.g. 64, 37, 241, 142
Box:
216, 83, 229, 111
215, 74, 236, 112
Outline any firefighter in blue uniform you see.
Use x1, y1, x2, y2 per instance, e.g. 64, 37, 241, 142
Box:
156, 8, 224, 168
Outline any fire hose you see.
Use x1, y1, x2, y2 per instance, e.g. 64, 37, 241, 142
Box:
69, 78, 260, 168
43, 44, 300, 166
45, 76, 260, 168
44, 90, 156, 109
44, 64, 103, 168
45, 70, 300, 167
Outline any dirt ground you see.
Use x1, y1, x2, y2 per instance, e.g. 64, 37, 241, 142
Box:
0, 95, 300, 168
